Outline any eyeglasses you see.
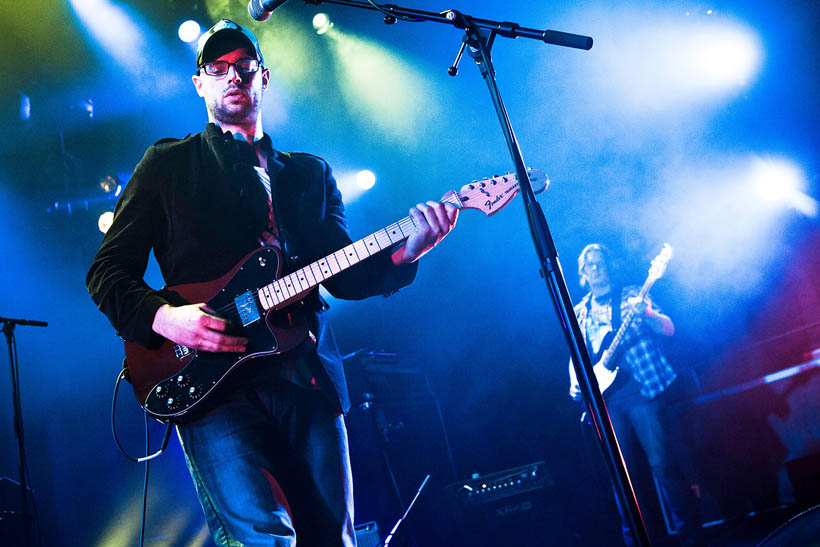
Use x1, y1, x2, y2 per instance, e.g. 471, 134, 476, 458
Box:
582, 262, 605, 273
199, 59, 260, 78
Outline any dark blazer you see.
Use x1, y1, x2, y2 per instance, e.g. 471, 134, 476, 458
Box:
87, 123, 417, 412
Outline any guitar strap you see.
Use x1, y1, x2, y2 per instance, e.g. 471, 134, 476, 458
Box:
265, 148, 294, 270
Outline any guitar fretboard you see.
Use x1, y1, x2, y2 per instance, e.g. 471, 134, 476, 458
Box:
256, 193, 463, 310
598, 245, 670, 371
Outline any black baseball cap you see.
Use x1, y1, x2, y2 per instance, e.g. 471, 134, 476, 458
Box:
195, 19, 264, 68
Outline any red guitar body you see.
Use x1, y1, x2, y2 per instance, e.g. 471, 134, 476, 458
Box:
124, 246, 309, 423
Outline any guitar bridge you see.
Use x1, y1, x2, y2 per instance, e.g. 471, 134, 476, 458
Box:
235, 290, 261, 327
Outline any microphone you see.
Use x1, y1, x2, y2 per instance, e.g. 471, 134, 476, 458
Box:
248, 0, 289, 21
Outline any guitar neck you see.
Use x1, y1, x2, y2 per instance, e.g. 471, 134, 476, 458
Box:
598, 277, 658, 369
256, 192, 463, 311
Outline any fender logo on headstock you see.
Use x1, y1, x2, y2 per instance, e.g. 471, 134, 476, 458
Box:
484, 184, 519, 210
457, 168, 548, 217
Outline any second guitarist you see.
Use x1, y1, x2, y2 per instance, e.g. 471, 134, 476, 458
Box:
568, 243, 705, 547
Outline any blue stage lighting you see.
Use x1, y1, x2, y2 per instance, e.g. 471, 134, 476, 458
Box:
19, 92, 31, 121
585, 10, 763, 114
178, 20, 201, 43
98, 211, 114, 233
68, 0, 145, 64
313, 13, 334, 35
356, 170, 376, 190
751, 157, 816, 216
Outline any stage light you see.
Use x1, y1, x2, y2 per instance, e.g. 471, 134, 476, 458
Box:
584, 10, 763, 114
356, 170, 376, 190
68, 0, 145, 65
750, 157, 817, 217
70, 98, 94, 119
688, 26, 761, 88
752, 158, 801, 203
19, 92, 30, 121
313, 13, 334, 35
178, 20, 201, 43
69, 0, 186, 97
99, 175, 118, 194
334, 169, 378, 203
324, 32, 440, 148
98, 211, 115, 234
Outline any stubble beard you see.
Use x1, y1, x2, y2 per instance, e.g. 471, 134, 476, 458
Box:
208, 90, 260, 126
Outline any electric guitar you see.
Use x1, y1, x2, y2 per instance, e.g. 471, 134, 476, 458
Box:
569, 243, 674, 401
125, 169, 548, 423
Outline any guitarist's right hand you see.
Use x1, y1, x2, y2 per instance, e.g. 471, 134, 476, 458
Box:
152, 303, 248, 353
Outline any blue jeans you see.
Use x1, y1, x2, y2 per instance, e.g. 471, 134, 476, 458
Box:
176, 372, 356, 547
607, 378, 704, 547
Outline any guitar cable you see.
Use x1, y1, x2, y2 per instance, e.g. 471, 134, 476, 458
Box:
111, 366, 173, 547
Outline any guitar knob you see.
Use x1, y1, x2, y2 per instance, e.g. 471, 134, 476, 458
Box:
155, 385, 164, 395
166, 397, 179, 410
188, 386, 201, 399
176, 375, 190, 387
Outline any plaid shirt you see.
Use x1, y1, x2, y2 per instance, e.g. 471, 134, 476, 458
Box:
574, 286, 677, 399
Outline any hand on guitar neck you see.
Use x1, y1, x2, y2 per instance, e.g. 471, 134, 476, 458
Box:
390, 201, 459, 265
626, 296, 674, 336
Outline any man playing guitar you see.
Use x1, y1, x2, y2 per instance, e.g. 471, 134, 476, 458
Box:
87, 19, 457, 547
568, 243, 704, 547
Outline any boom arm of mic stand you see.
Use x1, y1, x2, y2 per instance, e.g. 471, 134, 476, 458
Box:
292, 1, 593, 50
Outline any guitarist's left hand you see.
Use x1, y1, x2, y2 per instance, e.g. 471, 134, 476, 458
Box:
391, 201, 459, 265
626, 296, 650, 320
626, 296, 674, 337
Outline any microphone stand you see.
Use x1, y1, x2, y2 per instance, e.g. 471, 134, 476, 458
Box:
1, 316, 47, 547
268, 3, 649, 544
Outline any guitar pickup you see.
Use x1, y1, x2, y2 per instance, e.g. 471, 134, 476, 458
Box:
235, 290, 261, 327
174, 344, 192, 359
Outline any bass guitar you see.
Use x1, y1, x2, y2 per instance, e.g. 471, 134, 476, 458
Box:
125, 169, 548, 423
569, 243, 674, 400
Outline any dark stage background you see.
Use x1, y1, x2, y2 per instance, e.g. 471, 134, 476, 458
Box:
1, 0, 819, 545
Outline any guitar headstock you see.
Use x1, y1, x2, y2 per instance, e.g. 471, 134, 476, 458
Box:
448, 168, 548, 217
648, 243, 674, 282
